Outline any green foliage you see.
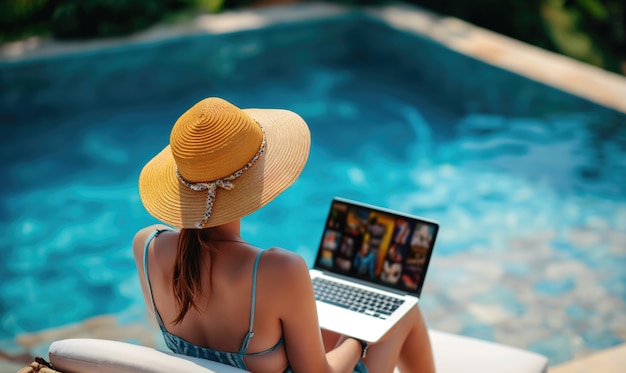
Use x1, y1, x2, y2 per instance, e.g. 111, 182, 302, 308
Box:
562, 0, 625, 72
0, 0, 200, 40
180, 0, 225, 13
222, 0, 256, 9
0, 0, 47, 21
0, 0, 54, 41
50, 0, 170, 39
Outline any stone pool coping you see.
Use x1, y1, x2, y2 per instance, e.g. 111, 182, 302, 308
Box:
2, 2, 625, 114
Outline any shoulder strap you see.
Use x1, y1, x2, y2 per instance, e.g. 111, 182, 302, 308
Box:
143, 229, 171, 331
239, 250, 264, 354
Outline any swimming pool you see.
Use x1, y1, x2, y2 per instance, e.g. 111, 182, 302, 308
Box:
1, 3, 625, 367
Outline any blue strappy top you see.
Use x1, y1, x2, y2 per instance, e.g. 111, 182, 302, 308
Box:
143, 229, 285, 371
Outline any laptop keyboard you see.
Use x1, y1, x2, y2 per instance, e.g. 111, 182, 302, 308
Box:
312, 277, 405, 320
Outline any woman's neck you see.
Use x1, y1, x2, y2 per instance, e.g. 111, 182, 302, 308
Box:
208, 220, 243, 242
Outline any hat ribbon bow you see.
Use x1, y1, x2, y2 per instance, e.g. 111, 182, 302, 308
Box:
175, 125, 266, 228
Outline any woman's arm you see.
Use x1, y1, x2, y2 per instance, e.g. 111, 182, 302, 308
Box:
131, 224, 173, 319
261, 248, 363, 373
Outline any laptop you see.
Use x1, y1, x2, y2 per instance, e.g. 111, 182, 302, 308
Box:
310, 197, 439, 343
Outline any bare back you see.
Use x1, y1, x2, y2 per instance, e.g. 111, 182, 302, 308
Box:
133, 224, 294, 373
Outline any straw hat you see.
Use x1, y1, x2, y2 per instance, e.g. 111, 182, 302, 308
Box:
139, 97, 311, 228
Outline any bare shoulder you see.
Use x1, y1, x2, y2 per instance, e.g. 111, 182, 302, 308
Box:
259, 248, 311, 292
261, 247, 309, 274
132, 224, 172, 260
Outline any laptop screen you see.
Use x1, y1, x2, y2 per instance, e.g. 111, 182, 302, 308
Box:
314, 198, 439, 296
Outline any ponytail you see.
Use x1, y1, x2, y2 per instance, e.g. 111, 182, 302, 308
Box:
171, 229, 211, 324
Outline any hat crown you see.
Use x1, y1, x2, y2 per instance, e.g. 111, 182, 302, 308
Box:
170, 97, 263, 182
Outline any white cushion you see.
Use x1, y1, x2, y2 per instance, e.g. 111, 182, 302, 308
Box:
49, 330, 549, 373
428, 330, 548, 373
48, 338, 248, 373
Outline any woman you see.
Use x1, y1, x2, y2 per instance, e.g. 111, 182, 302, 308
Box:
133, 97, 435, 373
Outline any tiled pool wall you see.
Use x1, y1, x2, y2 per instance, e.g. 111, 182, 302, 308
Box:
358, 18, 620, 118
1, 16, 354, 125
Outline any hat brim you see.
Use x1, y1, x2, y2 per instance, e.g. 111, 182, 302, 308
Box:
139, 108, 311, 228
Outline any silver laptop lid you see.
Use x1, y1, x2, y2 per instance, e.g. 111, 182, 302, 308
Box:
313, 197, 439, 297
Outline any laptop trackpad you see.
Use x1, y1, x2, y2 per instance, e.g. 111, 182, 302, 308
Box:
316, 301, 393, 343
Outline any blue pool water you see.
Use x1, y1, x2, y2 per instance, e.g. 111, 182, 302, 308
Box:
1, 9, 625, 365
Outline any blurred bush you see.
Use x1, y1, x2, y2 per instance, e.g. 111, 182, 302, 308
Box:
558, 0, 625, 74
0, 0, 55, 40
50, 0, 175, 38
223, 0, 256, 9
0, 0, 220, 40
0, 0, 623, 74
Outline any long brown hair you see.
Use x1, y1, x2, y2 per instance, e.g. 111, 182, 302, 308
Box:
171, 228, 214, 324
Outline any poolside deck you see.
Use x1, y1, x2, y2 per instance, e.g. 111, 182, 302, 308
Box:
551, 343, 626, 373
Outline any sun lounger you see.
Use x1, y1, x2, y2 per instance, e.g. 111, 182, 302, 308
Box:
34, 329, 547, 372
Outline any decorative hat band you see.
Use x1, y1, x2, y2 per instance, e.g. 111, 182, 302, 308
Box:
175, 124, 267, 228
